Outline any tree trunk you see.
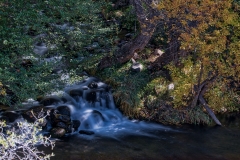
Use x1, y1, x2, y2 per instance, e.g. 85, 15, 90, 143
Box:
199, 95, 222, 126
116, 25, 157, 64
98, 0, 162, 70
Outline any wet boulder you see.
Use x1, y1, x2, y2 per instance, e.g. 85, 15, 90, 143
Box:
56, 121, 67, 128
50, 109, 72, 133
1, 111, 20, 123
40, 96, 62, 106
86, 91, 97, 103
50, 127, 66, 138
57, 105, 71, 116
88, 81, 98, 89
51, 113, 71, 123
55, 122, 72, 133
81, 110, 105, 129
69, 89, 83, 98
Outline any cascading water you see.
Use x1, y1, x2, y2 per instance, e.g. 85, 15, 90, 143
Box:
59, 77, 172, 138
1, 76, 174, 139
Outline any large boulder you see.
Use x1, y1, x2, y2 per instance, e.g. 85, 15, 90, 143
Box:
56, 105, 71, 116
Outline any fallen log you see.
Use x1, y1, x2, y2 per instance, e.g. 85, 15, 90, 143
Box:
199, 94, 221, 126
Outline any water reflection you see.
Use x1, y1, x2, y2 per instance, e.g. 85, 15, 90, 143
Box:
37, 77, 240, 159
40, 121, 240, 160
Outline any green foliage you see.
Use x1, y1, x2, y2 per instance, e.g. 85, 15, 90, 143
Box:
0, 0, 112, 106
167, 58, 201, 108
142, 76, 171, 109
119, 5, 139, 31
98, 62, 149, 116
157, 107, 211, 125
204, 79, 240, 112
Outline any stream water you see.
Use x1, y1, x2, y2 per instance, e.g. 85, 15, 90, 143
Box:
41, 120, 240, 160
37, 77, 240, 160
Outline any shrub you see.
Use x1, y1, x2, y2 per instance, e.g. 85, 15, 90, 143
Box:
0, 118, 55, 160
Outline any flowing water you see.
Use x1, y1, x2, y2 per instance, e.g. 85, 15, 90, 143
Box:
38, 77, 240, 160
41, 121, 240, 160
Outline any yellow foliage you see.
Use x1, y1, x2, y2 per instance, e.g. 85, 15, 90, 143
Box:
158, 0, 240, 110
0, 82, 6, 96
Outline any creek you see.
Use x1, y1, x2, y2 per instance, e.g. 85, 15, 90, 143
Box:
37, 77, 240, 160
41, 120, 240, 160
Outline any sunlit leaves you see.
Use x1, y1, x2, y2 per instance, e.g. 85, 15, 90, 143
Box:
157, 0, 240, 110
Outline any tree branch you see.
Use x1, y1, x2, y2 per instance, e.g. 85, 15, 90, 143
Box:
199, 94, 221, 125
190, 62, 204, 108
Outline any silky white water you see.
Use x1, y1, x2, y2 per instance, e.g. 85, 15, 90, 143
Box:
60, 77, 173, 139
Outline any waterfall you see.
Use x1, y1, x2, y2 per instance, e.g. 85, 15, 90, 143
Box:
61, 77, 172, 138
1, 77, 173, 139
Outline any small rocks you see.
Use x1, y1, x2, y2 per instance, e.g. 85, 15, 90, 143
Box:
130, 58, 143, 73
56, 105, 71, 116
154, 49, 164, 56
33, 42, 48, 55
50, 106, 73, 136
85, 42, 99, 51
131, 63, 143, 73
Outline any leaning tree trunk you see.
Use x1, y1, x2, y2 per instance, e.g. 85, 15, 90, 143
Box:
199, 95, 222, 125
98, 0, 163, 70
116, 22, 157, 64
190, 69, 222, 126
